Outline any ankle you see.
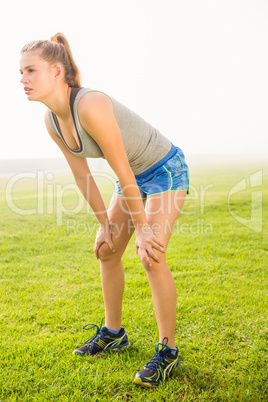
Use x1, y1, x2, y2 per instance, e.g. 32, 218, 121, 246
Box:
159, 338, 176, 349
106, 326, 122, 335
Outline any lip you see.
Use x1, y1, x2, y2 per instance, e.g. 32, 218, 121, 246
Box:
24, 87, 32, 94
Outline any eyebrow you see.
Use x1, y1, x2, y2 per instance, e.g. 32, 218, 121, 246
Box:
19, 65, 36, 73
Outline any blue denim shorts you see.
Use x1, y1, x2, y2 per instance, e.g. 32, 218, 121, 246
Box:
114, 144, 190, 199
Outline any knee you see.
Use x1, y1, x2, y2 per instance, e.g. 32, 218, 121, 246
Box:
98, 242, 116, 263
138, 249, 167, 272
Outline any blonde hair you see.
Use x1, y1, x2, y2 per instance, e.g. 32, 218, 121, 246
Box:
21, 33, 81, 87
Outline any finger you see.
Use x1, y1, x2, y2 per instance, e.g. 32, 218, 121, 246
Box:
94, 247, 99, 260
94, 241, 105, 260
137, 248, 152, 268
107, 240, 116, 253
152, 237, 166, 252
148, 249, 161, 263
151, 242, 166, 253
94, 245, 100, 259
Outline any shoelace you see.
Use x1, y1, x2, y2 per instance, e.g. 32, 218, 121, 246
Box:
83, 319, 104, 344
145, 337, 169, 370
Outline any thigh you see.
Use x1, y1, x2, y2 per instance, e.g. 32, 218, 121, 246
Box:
100, 193, 136, 259
145, 190, 187, 247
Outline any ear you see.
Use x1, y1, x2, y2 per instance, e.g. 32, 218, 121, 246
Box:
53, 64, 62, 79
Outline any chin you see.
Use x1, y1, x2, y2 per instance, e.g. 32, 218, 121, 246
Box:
27, 94, 39, 102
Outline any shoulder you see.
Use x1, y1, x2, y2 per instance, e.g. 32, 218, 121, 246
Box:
78, 90, 113, 118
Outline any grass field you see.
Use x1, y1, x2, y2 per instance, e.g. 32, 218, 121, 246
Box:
0, 162, 267, 401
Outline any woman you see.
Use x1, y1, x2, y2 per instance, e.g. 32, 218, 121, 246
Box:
20, 33, 189, 387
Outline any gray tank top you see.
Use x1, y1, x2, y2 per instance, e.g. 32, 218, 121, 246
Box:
47, 87, 172, 175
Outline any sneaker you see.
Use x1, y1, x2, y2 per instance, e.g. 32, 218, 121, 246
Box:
73, 321, 130, 357
133, 337, 180, 387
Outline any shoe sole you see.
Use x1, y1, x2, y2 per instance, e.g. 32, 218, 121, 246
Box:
133, 377, 156, 387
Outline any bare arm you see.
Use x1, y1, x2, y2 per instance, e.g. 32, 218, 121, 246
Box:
78, 92, 165, 266
44, 113, 113, 244
78, 92, 147, 228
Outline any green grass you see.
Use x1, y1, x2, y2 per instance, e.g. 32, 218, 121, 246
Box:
0, 163, 267, 401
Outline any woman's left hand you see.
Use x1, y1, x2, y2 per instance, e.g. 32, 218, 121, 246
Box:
135, 224, 165, 269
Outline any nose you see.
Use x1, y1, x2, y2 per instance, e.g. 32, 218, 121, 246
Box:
20, 73, 28, 84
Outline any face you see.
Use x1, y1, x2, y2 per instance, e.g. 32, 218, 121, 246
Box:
20, 50, 60, 102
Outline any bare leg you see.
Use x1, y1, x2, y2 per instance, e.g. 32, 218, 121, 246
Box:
141, 190, 186, 348
98, 190, 186, 346
98, 194, 135, 330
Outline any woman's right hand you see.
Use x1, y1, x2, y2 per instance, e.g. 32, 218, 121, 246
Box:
94, 223, 115, 259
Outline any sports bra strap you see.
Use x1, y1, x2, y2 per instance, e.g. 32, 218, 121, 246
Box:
50, 87, 83, 150
70, 87, 83, 120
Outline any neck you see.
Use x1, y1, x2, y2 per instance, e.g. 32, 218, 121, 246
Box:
41, 85, 72, 120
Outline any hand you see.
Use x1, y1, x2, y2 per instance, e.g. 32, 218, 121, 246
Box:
94, 223, 115, 259
135, 224, 165, 269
